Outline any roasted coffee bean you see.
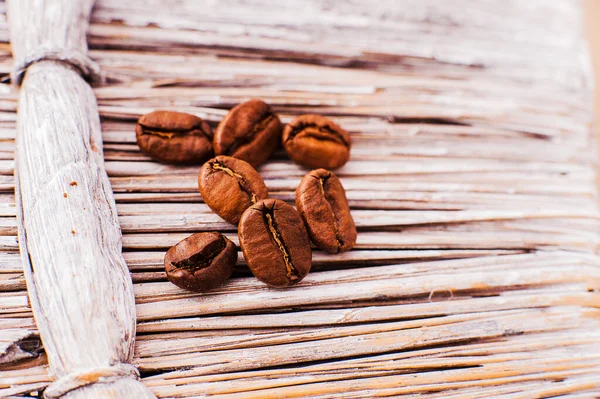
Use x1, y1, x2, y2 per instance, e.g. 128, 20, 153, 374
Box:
198, 155, 269, 225
282, 114, 351, 170
136, 110, 213, 165
214, 99, 282, 168
296, 169, 356, 254
164, 232, 237, 292
239, 198, 312, 287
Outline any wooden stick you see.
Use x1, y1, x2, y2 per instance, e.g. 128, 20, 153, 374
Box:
7, 0, 155, 397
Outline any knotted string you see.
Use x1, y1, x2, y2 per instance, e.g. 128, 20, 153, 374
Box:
11, 47, 104, 85
43, 364, 140, 399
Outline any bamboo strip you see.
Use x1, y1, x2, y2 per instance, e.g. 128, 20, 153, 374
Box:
135, 291, 599, 333
133, 308, 597, 362
148, 365, 600, 398
0, 158, 593, 180
0, 248, 527, 291
5, 328, 600, 396
2, 251, 598, 324
141, 335, 600, 385
3, 208, 598, 235
134, 267, 598, 321
2, 223, 599, 251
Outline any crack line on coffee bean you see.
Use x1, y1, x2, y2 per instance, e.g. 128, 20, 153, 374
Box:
264, 209, 299, 282
141, 129, 178, 139
318, 175, 343, 252
224, 113, 276, 155
140, 123, 209, 138
286, 123, 348, 146
211, 161, 257, 203
170, 235, 225, 271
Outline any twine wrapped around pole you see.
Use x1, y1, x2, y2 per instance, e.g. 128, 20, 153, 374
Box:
7, 0, 156, 397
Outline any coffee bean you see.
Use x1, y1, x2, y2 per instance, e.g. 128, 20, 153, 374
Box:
296, 169, 356, 254
164, 232, 236, 292
198, 155, 269, 225
282, 114, 351, 170
136, 110, 213, 165
214, 99, 282, 168
239, 198, 312, 287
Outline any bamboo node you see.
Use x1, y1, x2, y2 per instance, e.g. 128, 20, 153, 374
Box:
43, 364, 140, 399
11, 47, 105, 85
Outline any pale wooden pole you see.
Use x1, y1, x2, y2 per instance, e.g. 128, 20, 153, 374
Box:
7, 0, 156, 398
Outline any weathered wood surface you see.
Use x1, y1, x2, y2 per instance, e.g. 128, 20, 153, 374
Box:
1, 0, 600, 397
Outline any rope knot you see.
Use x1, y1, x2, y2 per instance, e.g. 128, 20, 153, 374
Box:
43, 364, 140, 399
12, 47, 104, 85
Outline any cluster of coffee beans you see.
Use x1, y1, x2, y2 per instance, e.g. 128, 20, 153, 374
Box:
137, 99, 356, 291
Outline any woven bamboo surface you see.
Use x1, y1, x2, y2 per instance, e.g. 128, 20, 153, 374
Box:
2, 0, 600, 397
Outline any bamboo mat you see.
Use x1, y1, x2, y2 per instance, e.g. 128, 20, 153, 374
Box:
2, 0, 600, 397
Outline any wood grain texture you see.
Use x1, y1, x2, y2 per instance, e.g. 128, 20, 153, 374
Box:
0, 0, 599, 397
6, 0, 155, 398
